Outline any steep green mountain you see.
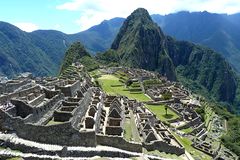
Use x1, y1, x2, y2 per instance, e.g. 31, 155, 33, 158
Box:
0, 18, 123, 77
111, 8, 176, 81
60, 42, 98, 73
152, 11, 240, 73
30, 30, 70, 68
1, 12, 240, 79
73, 12, 240, 74
110, 8, 237, 104
0, 22, 59, 77
69, 18, 124, 53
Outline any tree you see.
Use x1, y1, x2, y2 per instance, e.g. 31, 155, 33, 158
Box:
165, 106, 168, 115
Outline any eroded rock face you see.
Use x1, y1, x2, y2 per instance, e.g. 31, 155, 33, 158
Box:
111, 8, 237, 103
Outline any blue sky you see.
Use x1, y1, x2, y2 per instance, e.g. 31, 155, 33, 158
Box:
0, 0, 240, 34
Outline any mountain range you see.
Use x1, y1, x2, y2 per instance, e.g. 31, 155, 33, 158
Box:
1, 11, 240, 77
0, 18, 123, 77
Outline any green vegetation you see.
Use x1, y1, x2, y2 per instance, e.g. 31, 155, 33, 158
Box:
97, 74, 150, 102
60, 42, 99, 74
6, 157, 23, 160
46, 119, 64, 125
161, 92, 172, 100
143, 79, 162, 88
222, 116, 240, 156
123, 118, 132, 141
172, 133, 212, 160
96, 49, 120, 66
195, 106, 205, 121
200, 101, 240, 156
0, 22, 65, 77
79, 55, 99, 71
89, 69, 101, 77
146, 104, 179, 122
180, 127, 193, 134
124, 110, 141, 142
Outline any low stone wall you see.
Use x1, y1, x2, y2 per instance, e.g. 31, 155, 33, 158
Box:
0, 80, 29, 94
177, 116, 202, 130
0, 86, 40, 104
26, 93, 64, 124
56, 80, 81, 97
191, 123, 205, 135
71, 88, 93, 129
143, 140, 185, 156
168, 117, 183, 123
0, 110, 96, 147
29, 93, 46, 106
105, 126, 123, 136
145, 99, 175, 105
53, 111, 72, 122
96, 135, 142, 153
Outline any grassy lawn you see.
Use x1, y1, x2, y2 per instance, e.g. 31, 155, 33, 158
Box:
146, 104, 179, 122
180, 127, 193, 134
6, 158, 23, 160
124, 118, 132, 141
89, 69, 101, 77
98, 74, 150, 102
46, 119, 64, 125
130, 110, 141, 142
124, 111, 141, 142
172, 133, 212, 160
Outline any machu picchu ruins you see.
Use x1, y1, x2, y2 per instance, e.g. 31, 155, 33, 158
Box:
0, 63, 238, 160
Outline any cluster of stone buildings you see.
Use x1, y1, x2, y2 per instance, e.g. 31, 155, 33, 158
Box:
0, 65, 238, 159
109, 67, 238, 160
0, 65, 184, 159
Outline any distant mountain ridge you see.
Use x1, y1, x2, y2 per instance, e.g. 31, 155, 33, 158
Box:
0, 18, 123, 77
152, 11, 240, 73
1, 11, 240, 77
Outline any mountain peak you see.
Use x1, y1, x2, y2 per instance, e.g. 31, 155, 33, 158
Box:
111, 8, 164, 50
126, 8, 155, 26
111, 8, 175, 80
131, 8, 150, 17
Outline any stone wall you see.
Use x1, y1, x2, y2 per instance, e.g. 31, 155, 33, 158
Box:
177, 116, 202, 130
96, 135, 142, 153
71, 88, 93, 129
191, 123, 205, 135
0, 111, 96, 146
29, 93, 45, 106
55, 80, 80, 97
105, 126, 123, 136
10, 99, 33, 118
0, 85, 41, 105
0, 80, 29, 94
143, 140, 185, 156
26, 93, 64, 124
53, 111, 72, 122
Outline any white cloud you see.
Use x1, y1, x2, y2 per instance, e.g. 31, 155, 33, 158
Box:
14, 22, 39, 32
56, 0, 240, 31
